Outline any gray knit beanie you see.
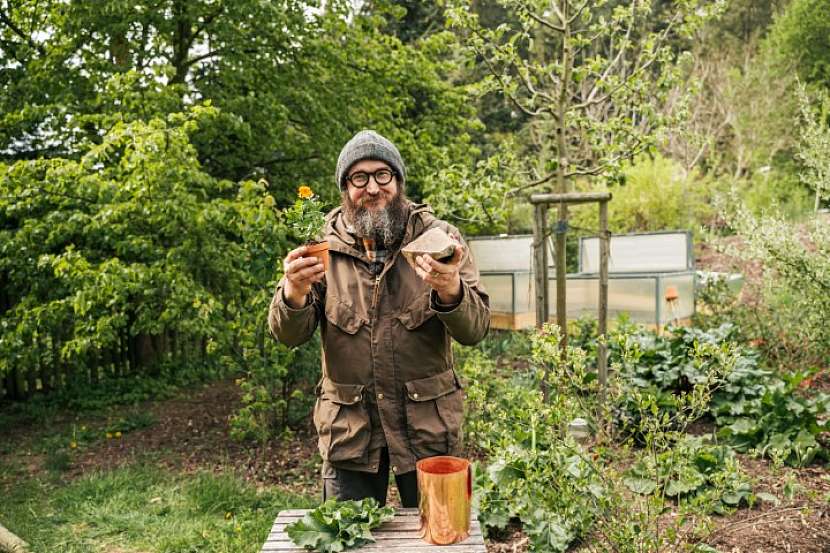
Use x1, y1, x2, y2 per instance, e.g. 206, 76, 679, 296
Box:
335, 130, 406, 191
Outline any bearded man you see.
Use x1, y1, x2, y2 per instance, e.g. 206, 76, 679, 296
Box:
268, 130, 490, 507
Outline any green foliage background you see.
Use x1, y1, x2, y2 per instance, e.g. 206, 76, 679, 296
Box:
2, 0, 829, 436
0, 0, 481, 410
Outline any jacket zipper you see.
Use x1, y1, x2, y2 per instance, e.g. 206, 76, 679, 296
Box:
371, 274, 382, 310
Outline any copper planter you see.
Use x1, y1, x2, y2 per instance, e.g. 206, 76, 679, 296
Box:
416, 456, 472, 545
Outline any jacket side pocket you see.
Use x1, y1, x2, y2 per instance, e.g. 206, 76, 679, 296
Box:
404, 368, 463, 458
313, 378, 371, 462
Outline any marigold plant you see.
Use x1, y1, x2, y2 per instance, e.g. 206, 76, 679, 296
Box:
284, 185, 327, 243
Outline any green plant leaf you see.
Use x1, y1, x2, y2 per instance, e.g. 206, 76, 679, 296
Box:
623, 476, 658, 495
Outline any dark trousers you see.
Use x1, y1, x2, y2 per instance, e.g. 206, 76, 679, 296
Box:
322, 448, 419, 508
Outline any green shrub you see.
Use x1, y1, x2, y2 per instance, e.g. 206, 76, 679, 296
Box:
624, 436, 754, 515
735, 171, 813, 220
462, 324, 748, 552
230, 335, 320, 442
716, 197, 830, 368
0, 101, 292, 402
570, 154, 713, 235
716, 368, 830, 466
610, 323, 830, 466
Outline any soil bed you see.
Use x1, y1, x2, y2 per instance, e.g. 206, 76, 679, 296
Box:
2, 378, 828, 553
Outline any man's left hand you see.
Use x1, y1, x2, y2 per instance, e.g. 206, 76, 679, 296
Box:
414, 235, 465, 305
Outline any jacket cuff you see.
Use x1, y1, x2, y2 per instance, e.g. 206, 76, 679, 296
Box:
430, 284, 465, 313
280, 286, 314, 312
430, 279, 489, 345
268, 279, 320, 347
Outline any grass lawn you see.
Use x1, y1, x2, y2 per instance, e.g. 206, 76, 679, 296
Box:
2, 463, 313, 553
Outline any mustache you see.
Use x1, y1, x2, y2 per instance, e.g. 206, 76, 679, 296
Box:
358, 194, 385, 207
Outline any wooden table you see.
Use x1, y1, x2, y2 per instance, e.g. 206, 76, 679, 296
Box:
261, 508, 487, 552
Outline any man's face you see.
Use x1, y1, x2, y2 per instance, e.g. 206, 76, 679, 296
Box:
342, 159, 407, 247
345, 159, 399, 211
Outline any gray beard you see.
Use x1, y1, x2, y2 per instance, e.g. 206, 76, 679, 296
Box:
344, 193, 408, 248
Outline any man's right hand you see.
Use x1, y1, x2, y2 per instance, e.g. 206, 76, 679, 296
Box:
282, 246, 325, 308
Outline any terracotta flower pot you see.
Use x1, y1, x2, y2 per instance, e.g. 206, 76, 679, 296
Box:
305, 240, 330, 271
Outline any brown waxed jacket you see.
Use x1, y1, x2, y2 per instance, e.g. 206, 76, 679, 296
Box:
268, 201, 490, 475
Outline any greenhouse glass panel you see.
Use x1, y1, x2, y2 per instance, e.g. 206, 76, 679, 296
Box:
514, 272, 534, 313
468, 235, 554, 272
657, 273, 695, 325
580, 232, 692, 273
547, 276, 660, 324
479, 273, 514, 312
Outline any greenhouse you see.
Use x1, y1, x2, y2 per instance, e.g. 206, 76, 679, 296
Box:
469, 230, 697, 329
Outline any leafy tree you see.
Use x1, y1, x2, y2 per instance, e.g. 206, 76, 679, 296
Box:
0, 99, 289, 399
361, 0, 446, 43
0, 1, 484, 432
0, 0, 480, 202
769, 0, 830, 90
445, 0, 722, 345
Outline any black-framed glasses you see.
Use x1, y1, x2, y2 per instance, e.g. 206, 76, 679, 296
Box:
346, 168, 397, 188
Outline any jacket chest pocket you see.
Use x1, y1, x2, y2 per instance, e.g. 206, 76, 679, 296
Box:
313, 379, 371, 462
395, 292, 435, 329
404, 368, 463, 459
325, 298, 366, 335
393, 293, 447, 372
322, 299, 372, 381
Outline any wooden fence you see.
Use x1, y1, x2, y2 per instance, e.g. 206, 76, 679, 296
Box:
0, 328, 209, 402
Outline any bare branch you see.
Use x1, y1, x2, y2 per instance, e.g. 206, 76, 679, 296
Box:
574, 8, 684, 113
511, 59, 557, 107
565, 142, 645, 178
509, 171, 557, 195
550, 2, 566, 25
526, 11, 564, 33
185, 49, 223, 67
577, 11, 635, 109
475, 39, 553, 119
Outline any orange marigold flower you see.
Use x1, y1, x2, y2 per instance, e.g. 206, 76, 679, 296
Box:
298, 185, 314, 199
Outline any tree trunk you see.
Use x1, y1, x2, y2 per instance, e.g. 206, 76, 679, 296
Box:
171, 0, 192, 84
554, 0, 573, 352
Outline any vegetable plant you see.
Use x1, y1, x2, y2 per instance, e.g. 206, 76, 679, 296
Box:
285, 498, 395, 552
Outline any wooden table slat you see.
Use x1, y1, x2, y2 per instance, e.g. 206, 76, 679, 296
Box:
265, 533, 485, 544
262, 540, 487, 553
262, 508, 486, 552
